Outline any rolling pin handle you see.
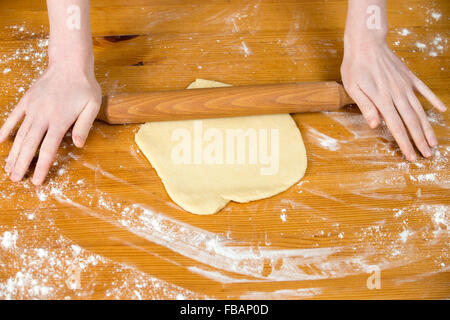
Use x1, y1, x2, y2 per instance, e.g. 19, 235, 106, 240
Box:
98, 95, 113, 124
337, 83, 355, 107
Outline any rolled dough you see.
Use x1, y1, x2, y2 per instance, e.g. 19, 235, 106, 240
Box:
135, 79, 307, 215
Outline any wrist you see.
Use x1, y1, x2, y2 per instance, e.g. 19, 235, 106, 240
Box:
344, 0, 388, 49
48, 43, 94, 73
344, 27, 387, 49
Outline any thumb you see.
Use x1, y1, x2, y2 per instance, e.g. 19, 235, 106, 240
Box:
72, 100, 100, 148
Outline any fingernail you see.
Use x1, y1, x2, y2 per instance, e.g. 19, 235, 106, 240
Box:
424, 150, 432, 158
10, 171, 21, 182
409, 154, 417, 162
32, 176, 42, 185
75, 137, 86, 148
430, 137, 438, 147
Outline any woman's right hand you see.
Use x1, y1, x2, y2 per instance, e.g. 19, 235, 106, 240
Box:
0, 59, 101, 185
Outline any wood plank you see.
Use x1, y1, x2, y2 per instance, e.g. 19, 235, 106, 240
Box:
0, 0, 448, 300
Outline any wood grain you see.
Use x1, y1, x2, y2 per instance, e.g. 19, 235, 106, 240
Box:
99, 81, 353, 124
0, 0, 448, 300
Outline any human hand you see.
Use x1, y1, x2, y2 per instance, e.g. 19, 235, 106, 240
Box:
0, 61, 101, 185
341, 37, 447, 161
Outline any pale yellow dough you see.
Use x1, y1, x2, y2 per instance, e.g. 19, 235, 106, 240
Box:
135, 79, 307, 215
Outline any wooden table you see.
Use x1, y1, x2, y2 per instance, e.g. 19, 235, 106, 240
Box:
0, 0, 448, 299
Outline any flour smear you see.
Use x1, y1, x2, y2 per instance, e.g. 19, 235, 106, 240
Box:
1, 12, 449, 299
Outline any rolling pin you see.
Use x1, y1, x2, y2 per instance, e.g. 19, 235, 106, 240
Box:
97, 81, 354, 124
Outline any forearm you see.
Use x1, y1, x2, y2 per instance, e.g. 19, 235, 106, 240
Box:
47, 0, 94, 71
344, 0, 388, 48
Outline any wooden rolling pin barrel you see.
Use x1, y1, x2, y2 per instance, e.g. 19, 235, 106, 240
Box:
97, 81, 355, 124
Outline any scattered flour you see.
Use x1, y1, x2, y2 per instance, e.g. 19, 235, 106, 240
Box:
240, 41, 252, 57
1, 230, 18, 249
415, 173, 437, 182
306, 127, 341, 151
399, 229, 412, 243
0, 19, 448, 299
0, 225, 204, 300
398, 28, 411, 36
415, 42, 427, 50
431, 12, 442, 21
37, 190, 48, 202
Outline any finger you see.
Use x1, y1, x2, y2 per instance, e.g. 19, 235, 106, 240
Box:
32, 127, 65, 185
71, 100, 100, 148
10, 123, 47, 182
375, 55, 422, 160
413, 77, 447, 112
0, 101, 26, 143
406, 90, 438, 147
392, 94, 432, 158
376, 98, 417, 161
346, 85, 380, 128
5, 116, 33, 173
